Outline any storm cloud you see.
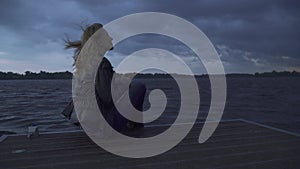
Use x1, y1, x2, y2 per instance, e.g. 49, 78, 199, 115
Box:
0, 0, 299, 73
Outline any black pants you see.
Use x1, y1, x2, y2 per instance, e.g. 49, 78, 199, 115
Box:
112, 82, 146, 131
62, 82, 146, 130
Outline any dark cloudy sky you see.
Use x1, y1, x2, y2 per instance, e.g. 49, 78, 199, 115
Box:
0, 0, 299, 74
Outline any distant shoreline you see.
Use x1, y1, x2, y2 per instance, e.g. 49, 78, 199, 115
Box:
0, 70, 299, 80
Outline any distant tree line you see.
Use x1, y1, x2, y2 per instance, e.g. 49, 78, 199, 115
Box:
0, 71, 72, 80
208, 70, 300, 78
0, 70, 299, 80
136, 70, 300, 78
253, 70, 300, 77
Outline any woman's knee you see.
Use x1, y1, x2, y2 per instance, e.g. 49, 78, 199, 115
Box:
129, 82, 146, 96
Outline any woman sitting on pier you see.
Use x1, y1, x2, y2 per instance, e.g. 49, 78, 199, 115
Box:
62, 23, 146, 132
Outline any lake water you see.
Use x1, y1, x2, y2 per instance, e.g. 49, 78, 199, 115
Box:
0, 77, 299, 135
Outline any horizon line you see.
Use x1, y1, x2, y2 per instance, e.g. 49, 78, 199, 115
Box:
0, 70, 299, 76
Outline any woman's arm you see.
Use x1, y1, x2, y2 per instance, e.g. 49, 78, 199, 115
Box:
95, 57, 114, 105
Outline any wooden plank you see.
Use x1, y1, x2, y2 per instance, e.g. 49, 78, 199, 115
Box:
0, 121, 299, 169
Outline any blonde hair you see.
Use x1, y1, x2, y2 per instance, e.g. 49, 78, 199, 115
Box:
64, 23, 103, 63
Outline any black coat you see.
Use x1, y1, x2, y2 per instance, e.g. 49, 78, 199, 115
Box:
62, 57, 114, 125
95, 57, 114, 125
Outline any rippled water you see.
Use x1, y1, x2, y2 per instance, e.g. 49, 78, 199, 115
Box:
0, 80, 77, 134
0, 77, 299, 134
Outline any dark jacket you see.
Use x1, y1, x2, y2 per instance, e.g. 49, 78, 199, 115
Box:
62, 57, 114, 125
95, 57, 114, 125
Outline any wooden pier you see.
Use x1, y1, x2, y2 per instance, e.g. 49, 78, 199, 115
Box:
1, 120, 299, 169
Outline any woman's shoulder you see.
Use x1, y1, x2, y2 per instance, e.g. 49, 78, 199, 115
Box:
100, 57, 113, 69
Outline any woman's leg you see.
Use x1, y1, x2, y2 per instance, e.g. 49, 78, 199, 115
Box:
112, 82, 146, 131
128, 82, 146, 128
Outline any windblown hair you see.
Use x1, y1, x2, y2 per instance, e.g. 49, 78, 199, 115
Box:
64, 23, 103, 64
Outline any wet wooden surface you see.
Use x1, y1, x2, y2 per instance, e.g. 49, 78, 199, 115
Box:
1, 121, 299, 169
